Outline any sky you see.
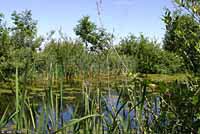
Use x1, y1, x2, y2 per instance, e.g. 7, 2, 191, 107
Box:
0, 0, 176, 43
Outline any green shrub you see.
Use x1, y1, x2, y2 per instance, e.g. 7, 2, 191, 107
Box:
117, 34, 185, 74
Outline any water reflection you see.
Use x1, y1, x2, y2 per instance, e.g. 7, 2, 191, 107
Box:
0, 83, 160, 133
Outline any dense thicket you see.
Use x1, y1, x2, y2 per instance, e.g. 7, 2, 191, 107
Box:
2, 0, 200, 133
117, 34, 184, 74
0, 10, 191, 83
163, 10, 200, 73
0, 10, 42, 83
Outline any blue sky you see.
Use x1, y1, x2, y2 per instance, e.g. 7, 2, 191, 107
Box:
0, 0, 176, 42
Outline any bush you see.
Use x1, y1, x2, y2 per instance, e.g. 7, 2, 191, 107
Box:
117, 34, 185, 74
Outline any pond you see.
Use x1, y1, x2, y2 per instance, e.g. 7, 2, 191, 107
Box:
0, 78, 186, 133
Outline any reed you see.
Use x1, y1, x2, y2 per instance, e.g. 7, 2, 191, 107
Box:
1, 51, 198, 134
15, 66, 21, 130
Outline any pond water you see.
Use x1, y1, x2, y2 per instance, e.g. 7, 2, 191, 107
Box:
0, 80, 160, 133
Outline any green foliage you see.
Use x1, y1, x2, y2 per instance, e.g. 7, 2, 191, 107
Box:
0, 18, 11, 80
158, 79, 200, 133
0, 10, 42, 82
163, 10, 200, 73
1, 9, 200, 134
11, 10, 37, 43
174, 0, 200, 21
118, 34, 184, 74
74, 16, 112, 53
42, 39, 87, 78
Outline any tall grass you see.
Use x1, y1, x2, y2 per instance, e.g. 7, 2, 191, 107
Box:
1, 49, 199, 134
15, 67, 20, 129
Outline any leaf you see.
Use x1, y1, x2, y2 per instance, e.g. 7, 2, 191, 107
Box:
167, 112, 176, 119
195, 113, 200, 120
53, 114, 102, 133
192, 96, 199, 105
175, 0, 181, 5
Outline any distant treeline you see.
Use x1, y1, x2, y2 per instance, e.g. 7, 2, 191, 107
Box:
0, 9, 199, 82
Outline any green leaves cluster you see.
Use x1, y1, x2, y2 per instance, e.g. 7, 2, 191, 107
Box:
0, 10, 42, 82
174, 0, 200, 21
160, 1, 200, 132
117, 34, 184, 74
163, 10, 200, 73
74, 16, 112, 53
159, 79, 200, 133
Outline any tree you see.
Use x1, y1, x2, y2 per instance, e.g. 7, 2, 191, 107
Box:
162, 2, 200, 132
0, 10, 43, 82
74, 16, 112, 53
11, 10, 39, 49
174, 0, 200, 21
163, 10, 200, 73
118, 34, 184, 74
0, 13, 11, 80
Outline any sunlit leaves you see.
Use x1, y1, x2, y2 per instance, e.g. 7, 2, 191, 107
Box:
163, 10, 200, 72
74, 16, 112, 53
174, 0, 200, 21
11, 10, 37, 38
192, 95, 199, 105
117, 34, 184, 74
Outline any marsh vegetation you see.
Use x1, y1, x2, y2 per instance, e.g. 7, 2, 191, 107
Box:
1, 0, 200, 133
